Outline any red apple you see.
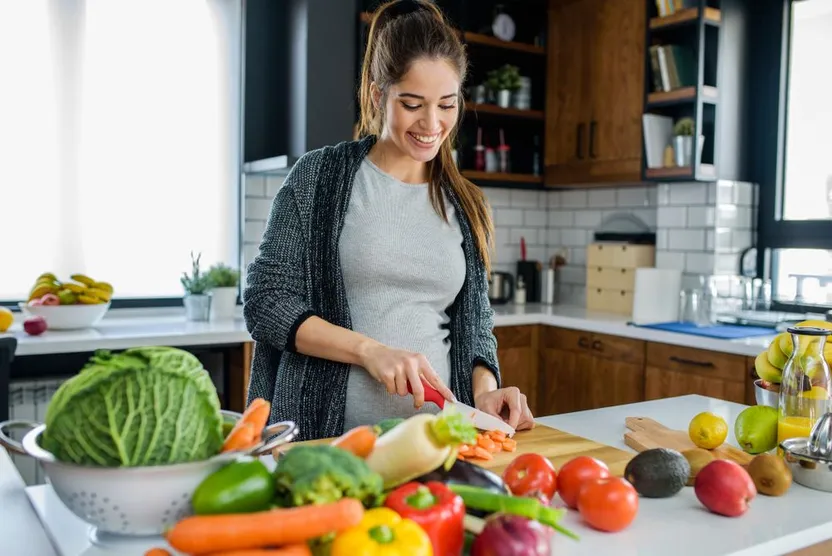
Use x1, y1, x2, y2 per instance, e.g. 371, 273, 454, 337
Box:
23, 316, 47, 336
40, 293, 60, 306
695, 459, 756, 517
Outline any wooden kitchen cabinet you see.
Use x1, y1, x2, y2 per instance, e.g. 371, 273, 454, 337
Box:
544, 0, 645, 186
645, 343, 747, 404
538, 327, 645, 415
494, 325, 540, 415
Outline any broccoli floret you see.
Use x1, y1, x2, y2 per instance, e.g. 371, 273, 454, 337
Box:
274, 445, 384, 507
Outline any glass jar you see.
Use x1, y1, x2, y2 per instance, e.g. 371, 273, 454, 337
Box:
778, 326, 832, 445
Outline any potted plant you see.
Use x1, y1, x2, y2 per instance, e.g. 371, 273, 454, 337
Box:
207, 262, 240, 321
487, 64, 522, 109
180, 251, 211, 322
672, 117, 697, 167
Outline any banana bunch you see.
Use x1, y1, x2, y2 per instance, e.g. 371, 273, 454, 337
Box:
27, 272, 114, 305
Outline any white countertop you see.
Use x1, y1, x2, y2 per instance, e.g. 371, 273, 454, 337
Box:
2, 395, 831, 556
4, 304, 776, 358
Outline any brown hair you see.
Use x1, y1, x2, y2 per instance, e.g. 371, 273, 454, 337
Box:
358, 0, 494, 271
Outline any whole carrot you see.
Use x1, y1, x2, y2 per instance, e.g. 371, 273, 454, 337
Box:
331, 425, 377, 458
221, 422, 257, 453
204, 546, 311, 556
166, 498, 363, 555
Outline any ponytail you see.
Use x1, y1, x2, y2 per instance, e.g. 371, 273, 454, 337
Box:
357, 0, 494, 272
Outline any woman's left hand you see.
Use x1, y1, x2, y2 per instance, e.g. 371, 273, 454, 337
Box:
474, 386, 535, 431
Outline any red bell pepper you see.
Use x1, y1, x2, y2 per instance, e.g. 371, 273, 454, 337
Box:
384, 481, 465, 556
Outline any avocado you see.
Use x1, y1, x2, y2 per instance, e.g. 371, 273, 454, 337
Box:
624, 448, 691, 498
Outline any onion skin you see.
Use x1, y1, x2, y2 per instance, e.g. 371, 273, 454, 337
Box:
470, 514, 554, 556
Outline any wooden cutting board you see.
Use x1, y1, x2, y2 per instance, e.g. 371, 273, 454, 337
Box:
624, 417, 753, 467
282, 424, 635, 476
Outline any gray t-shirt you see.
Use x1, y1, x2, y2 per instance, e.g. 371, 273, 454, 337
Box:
339, 158, 467, 429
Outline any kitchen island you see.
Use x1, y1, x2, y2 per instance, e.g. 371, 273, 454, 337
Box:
1, 395, 830, 556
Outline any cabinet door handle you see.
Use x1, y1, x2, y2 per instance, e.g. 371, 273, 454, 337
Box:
578, 337, 590, 349
670, 356, 715, 368
592, 340, 603, 352
589, 120, 597, 159
576, 123, 585, 160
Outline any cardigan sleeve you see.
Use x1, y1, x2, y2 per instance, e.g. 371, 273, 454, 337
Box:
242, 183, 315, 352
472, 267, 501, 387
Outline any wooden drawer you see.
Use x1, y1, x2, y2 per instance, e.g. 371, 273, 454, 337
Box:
587, 287, 634, 315
646, 342, 746, 382
586, 266, 637, 291
587, 243, 655, 269
542, 326, 592, 353
591, 333, 645, 366
494, 325, 534, 349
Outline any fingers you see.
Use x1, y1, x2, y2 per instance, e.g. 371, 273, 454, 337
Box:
503, 387, 524, 430
405, 364, 425, 408
418, 355, 455, 401
516, 399, 535, 431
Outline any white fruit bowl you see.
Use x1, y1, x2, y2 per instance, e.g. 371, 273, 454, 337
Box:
18, 302, 111, 330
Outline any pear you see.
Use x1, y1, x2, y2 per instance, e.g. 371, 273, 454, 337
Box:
755, 351, 782, 383
767, 336, 789, 369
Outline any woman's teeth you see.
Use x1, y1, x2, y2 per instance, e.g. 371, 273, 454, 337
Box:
409, 132, 439, 145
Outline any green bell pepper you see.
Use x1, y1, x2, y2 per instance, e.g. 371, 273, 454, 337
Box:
192, 458, 275, 515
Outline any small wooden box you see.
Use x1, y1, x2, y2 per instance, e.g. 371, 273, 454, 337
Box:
586, 287, 635, 314
586, 243, 655, 269
586, 266, 638, 291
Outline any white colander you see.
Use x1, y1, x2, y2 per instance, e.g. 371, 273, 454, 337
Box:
0, 411, 297, 537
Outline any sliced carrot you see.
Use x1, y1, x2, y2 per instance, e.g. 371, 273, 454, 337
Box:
221, 422, 257, 453
458, 444, 473, 456
490, 442, 502, 454
144, 549, 171, 556
166, 499, 363, 555
203, 546, 312, 556
502, 438, 517, 452
477, 436, 496, 452
331, 425, 376, 458
488, 430, 507, 443
472, 446, 493, 460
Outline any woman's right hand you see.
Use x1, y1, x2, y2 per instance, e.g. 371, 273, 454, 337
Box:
357, 341, 455, 409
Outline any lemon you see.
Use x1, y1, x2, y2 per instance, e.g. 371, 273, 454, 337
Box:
689, 412, 728, 450
804, 386, 829, 400
0, 307, 13, 332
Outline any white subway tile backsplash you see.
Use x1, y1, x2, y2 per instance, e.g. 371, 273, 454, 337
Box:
561, 229, 588, 247
687, 206, 715, 228
656, 230, 668, 250
669, 229, 706, 251
716, 205, 738, 228
561, 190, 588, 208
559, 265, 586, 285
669, 182, 708, 205
485, 188, 512, 208
569, 246, 587, 266
495, 208, 524, 226
588, 189, 617, 208
715, 253, 740, 274
616, 186, 655, 207
706, 230, 715, 250
732, 229, 754, 250
511, 190, 541, 208
526, 246, 548, 263
549, 210, 575, 227
716, 181, 734, 205
685, 252, 715, 274
707, 182, 718, 204
657, 206, 688, 228
547, 229, 561, 247
737, 207, 754, 229
714, 228, 732, 249
510, 228, 541, 245
245, 197, 272, 221
524, 209, 548, 227
244, 244, 260, 267
265, 176, 285, 198
495, 227, 510, 246
244, 220, 266, 244
631, 208, 657, 230
245, 175, 266, 198
657, 184, 671, 205
736, 182, 754, 206
547, 191, 561, 208
656, 250, 685, 270
575, 210, 603, 229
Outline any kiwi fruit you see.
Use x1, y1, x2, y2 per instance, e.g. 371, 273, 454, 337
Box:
682, 448, 716, 486
748, 453, 793, 496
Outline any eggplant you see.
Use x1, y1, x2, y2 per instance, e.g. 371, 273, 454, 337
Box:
415, 459, 508, 518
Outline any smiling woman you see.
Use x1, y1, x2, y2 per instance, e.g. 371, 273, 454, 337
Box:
242, 0, 535, 441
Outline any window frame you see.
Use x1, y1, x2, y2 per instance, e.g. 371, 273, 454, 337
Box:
1, 1, 246, 312
755, 0, 832, 313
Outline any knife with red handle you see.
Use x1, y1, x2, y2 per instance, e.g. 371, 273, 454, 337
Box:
407, 378, 516, 436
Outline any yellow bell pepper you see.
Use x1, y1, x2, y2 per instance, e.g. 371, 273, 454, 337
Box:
331, 507, 433, 556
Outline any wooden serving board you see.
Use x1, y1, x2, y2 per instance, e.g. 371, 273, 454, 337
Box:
624, 417, 753, 467
282, 424, 635, 476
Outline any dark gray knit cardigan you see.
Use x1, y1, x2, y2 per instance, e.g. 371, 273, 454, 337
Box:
242, 135, 501, 441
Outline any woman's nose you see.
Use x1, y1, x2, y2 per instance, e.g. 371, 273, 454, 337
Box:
420, 107, 440, 131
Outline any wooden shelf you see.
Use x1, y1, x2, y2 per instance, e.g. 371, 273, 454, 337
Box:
645, 164, 716, 180
649, 7, 721, 30
647, 86, 718, 106
462, 171, 544, 184
466, 103, 544, 120
462, 32, 546, 55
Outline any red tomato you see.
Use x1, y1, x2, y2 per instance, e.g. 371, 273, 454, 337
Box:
502, 453, 558, 499
556, 456, 611, 509
577, 477, 639, 532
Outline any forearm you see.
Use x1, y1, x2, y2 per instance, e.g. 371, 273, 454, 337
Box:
473, 365, 499, 398
294, 315, 380, 366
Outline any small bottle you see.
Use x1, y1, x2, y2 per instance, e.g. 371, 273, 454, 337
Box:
485, 147, 498, 173
514, 275, 526, 305
532, 135, 541, 176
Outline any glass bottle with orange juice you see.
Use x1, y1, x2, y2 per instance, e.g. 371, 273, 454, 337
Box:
778, 326, 832, 445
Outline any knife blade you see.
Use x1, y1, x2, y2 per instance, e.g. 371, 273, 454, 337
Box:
407, 378, 516, 437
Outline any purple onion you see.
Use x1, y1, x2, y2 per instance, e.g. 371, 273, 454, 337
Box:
471, 514, 554, 556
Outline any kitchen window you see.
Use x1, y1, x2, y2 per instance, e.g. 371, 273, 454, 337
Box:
757, 0, 832, 311
0, 0, 243, 306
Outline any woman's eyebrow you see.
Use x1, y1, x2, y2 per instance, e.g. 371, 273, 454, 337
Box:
397, 92, 458, 100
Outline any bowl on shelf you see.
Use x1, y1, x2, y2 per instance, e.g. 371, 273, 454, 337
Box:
18, 302, 111, 330
0, 411, 298, 537
754, 379, 780, 408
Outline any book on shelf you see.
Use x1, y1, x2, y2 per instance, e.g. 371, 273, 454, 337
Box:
655, 0, 699, 16
649, 44, 697, 93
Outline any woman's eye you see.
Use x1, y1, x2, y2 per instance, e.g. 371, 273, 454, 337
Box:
440, 104, 457, 111
401, 102, 420, 111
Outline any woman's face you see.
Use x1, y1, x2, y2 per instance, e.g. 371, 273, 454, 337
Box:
375, 58, 460, 163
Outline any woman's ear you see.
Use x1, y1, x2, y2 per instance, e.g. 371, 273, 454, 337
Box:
370, 82, 382, 110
